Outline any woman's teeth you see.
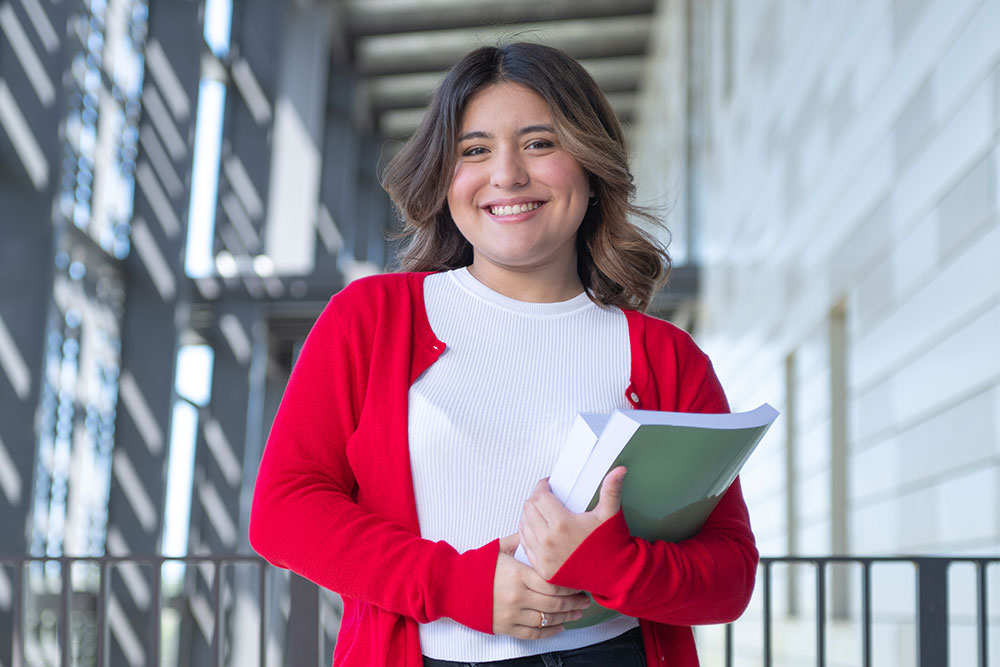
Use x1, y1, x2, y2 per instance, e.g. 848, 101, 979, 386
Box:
489, 202, 541, 216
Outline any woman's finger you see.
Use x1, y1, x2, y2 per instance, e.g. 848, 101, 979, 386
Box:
518, 528, 536, 568
527, 479, 570, 518
520, 503, 545, 545
519, 586, 591, 613
499, 533, 520, 554
519, 607, 584, 631
527, 477, 550, 498
593, 466, 627, 519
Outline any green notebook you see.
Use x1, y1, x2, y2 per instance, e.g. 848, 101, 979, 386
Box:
515, 404, 778, 628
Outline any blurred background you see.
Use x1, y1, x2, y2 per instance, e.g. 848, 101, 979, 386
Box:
1, 0, 999, 665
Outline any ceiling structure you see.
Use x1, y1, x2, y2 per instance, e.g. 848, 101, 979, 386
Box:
337, 0, 659, 140
324, 0, 697, 324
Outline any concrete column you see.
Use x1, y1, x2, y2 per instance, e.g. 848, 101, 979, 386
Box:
0, 0, 73, 557
182, 302, 261, 665
103, 1, 201, 664
0, 0, 73, 663
263, 1, 334, 276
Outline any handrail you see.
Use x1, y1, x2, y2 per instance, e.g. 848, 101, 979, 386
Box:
1, 554, 998, 666
0, 554, 270, 667
746, 555, 1000, 667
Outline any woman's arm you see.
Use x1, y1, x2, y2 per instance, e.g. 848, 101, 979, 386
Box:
249, 294, 496, 632
541, 478, 757, 625
518, 325, 758, 626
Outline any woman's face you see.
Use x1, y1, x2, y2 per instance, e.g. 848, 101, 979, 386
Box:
447, 82, 591, 284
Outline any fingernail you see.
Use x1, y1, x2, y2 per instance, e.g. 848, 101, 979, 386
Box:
572, 611, 583, 620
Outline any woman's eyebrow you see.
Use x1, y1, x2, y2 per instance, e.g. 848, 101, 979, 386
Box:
456, 124, 556, 143
457, 130, 491, 142
518, 124, 555, 135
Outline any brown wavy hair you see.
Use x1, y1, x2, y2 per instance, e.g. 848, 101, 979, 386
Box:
381, 42, 670, 311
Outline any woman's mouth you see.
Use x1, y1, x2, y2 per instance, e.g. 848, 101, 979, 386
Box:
488, 202, 543, 217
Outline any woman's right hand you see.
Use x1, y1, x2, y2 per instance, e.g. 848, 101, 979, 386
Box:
492, 534, 591, 639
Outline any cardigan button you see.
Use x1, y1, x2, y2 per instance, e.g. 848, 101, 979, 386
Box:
629, 391, 639, 403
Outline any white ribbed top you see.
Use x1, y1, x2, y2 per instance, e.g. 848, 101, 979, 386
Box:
409, 268, 638, 661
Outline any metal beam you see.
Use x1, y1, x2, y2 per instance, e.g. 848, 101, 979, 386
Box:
355, 16, 652, 75
364, 55, 646, 112
346, 0, 657, 36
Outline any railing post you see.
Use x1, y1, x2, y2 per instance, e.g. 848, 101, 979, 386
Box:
96, 560, 109, 667
152, 558, 162, 667
915, 558, 948, 667
762, 561, 771, 666
12, 560, 23, 667
977, 561, 988, 667
723, 622, 733, 667
861, 561, 872, 667
288, 573, 321, 667
259, 563, 268, 667
212, 560, 223, 667
60, 558, 71, 667
815, 560, 826, 667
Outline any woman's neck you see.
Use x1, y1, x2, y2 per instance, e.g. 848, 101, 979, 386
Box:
465, 262, 584, 303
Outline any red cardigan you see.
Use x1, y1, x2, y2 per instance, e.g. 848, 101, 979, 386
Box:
249, 272, 758, 667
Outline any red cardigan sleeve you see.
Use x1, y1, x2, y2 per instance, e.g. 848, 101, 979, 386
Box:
248, 289, 497, 633
548, 332, 758, 626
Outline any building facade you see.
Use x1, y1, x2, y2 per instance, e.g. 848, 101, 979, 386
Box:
631, 0, 1000, 664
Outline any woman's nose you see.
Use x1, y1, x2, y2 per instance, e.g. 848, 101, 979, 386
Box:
490, 150, 529, 189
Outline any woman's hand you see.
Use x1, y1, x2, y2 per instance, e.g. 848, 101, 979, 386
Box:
518, 467, 627, 580
492, 534, 591, 639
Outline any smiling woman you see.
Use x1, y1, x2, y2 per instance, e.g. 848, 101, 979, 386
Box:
383, 42, 669, 311
249, 42, 758, 667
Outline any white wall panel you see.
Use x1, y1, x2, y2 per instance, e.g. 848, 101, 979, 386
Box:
852, 222, 1000, 393
849, 435, 901, 501
892, 301, 1000, 424
851, 375, 896, 447
895, 387, 995, 487
936, 466, 999, 545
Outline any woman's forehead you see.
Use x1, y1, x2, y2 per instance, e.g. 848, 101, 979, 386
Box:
458, 82, 554, 133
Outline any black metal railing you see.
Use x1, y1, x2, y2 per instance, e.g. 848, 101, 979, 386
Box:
716, 555, 1000, 667
0, 554, 280, 667
1, 554, 997, 666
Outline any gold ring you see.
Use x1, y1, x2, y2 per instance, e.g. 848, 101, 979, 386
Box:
539, 612, 549, 628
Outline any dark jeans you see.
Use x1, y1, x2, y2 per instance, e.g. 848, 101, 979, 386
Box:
422, 627, 645, 667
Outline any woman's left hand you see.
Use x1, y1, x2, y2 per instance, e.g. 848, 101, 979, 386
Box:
518, 467, 627, 580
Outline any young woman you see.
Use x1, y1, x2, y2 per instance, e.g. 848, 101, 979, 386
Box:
249, 43, 757, 667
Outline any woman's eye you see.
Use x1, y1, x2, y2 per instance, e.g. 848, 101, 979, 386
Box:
527, 139, 554, 150
461, 146, 488, 157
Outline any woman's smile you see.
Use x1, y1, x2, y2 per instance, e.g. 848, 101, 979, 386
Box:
485, 200, 544, 218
